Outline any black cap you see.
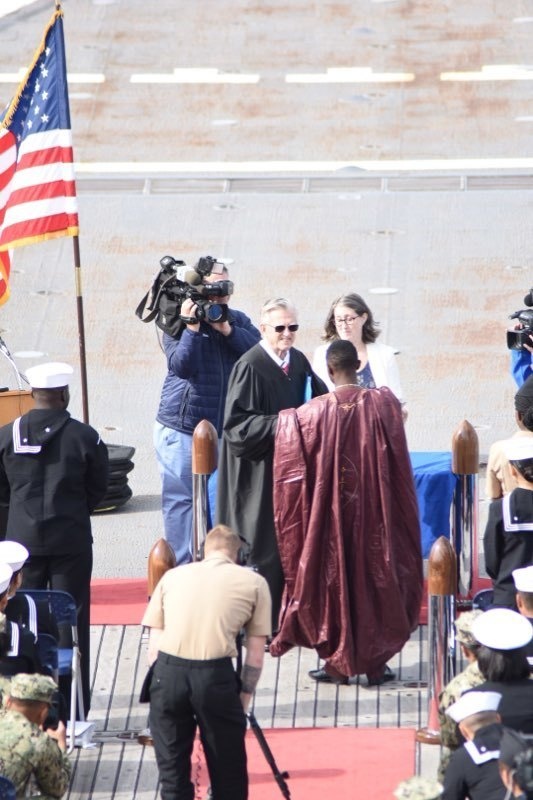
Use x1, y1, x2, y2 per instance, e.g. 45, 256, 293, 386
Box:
515, 374, 533, 412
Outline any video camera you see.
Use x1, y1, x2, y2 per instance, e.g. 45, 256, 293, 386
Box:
507, 287, 533, 351
135, 254, 234, 338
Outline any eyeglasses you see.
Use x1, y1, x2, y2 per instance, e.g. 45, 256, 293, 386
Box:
334, 315, 361, 326
264, 324, 299, 333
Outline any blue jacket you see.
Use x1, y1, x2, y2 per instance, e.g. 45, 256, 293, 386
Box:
511, 348, 533, 387
156, 309, 261, 435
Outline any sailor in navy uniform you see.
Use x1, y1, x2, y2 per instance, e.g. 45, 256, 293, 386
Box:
442, 691, 506, 800
0, 362, 109, 713
0, 541, 59, 648
0, 562, 41, 676
484, 437, 533, 609
513, 565, 533, 671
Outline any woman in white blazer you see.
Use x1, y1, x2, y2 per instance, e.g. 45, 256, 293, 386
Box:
312, 292, 407, 419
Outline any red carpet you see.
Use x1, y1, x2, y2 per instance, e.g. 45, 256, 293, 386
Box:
91, 575, 494, 627
191, 727, 415, 799
90, 578, 148, 625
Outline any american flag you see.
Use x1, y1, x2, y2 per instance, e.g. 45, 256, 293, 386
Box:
0, 7, 79, 288
0, 251, 10, 306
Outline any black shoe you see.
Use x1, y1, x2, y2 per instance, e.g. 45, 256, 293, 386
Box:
308, 667, 349, 685
366, 665, 396, 687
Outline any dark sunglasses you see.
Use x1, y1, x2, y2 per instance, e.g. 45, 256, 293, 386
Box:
264, 324, 299, 333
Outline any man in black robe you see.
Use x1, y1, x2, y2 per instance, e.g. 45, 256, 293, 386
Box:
270, 340, 422, 683
0, 362, 109, 714
216, 298, 327, 628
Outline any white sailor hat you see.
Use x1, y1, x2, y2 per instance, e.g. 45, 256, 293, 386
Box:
0, 562, 13, 594
25, 361, 73, 389
445, 690, 502, 723
513, 565, 533, 593
472, 608, 533, 650
504, 437, 533, 462
0, 541, 29, 572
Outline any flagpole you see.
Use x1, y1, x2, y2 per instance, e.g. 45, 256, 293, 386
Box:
57, 0, 89, 423
0, 5, 88, 418
72, 235, 89, 423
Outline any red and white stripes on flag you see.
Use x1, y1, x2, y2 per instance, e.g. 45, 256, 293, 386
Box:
0, 127, 78, 250
0, 8, 79, 300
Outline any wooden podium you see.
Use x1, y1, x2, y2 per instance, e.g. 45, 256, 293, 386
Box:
0, 389, 34, 425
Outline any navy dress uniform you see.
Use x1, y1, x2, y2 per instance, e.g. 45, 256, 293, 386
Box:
483, 438, 533, 609
0, 362, 109, 714
513, 565, 533, 670
471, 608, 533, 735
498, 727, 533, 799
0, 563, 41, 676
0, 541, 60, 647
442, 691, 505, 800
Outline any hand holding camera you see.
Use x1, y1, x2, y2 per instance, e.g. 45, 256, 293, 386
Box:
507, 287, 533, 351
136, 254, 234, 338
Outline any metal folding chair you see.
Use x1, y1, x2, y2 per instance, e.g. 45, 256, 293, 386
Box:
0, 775, 16, 800
22, 589, 84, 753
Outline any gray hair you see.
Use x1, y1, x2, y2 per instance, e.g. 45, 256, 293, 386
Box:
260, 297, 297, 322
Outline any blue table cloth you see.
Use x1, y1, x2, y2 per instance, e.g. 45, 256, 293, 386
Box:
409, 451, 458, 558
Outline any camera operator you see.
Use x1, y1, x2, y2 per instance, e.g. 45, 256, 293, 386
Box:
511, 345, 533, 388
153, 265, 260, 565
141, 524, 272, 800
509, 288, 533, 387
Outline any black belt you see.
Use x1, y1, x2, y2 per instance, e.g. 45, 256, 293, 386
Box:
157, 653, 233, 668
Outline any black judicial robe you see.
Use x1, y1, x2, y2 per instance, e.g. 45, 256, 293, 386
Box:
216, 344, 327, 626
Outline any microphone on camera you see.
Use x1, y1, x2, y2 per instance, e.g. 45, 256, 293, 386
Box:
524, 288, 533, 307
175, 266, 203, 285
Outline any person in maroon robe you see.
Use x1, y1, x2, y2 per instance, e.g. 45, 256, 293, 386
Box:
270, 339, 423, 685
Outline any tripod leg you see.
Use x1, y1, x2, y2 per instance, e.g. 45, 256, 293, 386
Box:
247, 712, 291, 799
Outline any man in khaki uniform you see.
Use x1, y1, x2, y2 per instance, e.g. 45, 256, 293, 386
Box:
142, 524, 271, 800
437, 610, 485, 780
0, 673, 70, 799
485, 374, 533, 500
